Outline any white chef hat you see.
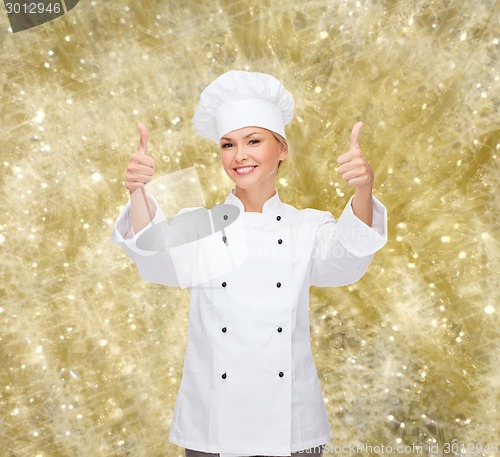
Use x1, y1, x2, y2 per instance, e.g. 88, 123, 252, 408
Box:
192, 70, 295, 143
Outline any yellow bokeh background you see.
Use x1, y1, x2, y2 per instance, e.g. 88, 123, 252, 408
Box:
0, 1, 498, 456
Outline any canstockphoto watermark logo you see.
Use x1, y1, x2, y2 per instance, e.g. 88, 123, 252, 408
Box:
4, 0, 79, 33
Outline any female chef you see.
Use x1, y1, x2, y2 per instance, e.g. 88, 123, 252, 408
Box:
111, 70, 387, 457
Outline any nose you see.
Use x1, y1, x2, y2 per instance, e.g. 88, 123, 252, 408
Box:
234, 144, 249, 162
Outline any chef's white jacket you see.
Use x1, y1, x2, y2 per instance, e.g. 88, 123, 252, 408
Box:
111, 188, 387, 456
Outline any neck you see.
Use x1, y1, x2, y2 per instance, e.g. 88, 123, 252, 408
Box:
234, 185, 277, 213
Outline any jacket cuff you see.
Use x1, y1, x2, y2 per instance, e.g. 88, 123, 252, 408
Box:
110, 194, 164, 251
336, 194, 388, 257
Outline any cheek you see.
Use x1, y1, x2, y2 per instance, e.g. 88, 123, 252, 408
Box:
220, 154, 230, 168
222, 157, 235, 173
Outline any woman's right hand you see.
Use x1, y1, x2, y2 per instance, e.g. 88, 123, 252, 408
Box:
125, 122, 155, 195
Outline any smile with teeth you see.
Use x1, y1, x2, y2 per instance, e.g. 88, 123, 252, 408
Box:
234, 165, 258, 175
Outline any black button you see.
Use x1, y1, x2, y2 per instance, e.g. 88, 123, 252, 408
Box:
222, 327, 227, 333
222, 235, 227, 243
223, 215, 228, 220
278, 239, 282, 244
222, 282, 227, 288
276, 282, 281, 288
222, 373, 227, 379
276, 216, 281, 221
277, 327, 282, 333
279, 371, 284, 377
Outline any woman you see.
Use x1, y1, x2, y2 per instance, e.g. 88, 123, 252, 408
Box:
112, 70, 387, 457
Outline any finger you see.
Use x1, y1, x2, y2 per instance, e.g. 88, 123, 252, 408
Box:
128, 173, 153, 184
346, 176, 372, 187
337, 149, 360, 165
341, 168, 365, 182
127, 163, 155, 179
349, 121, 363, 151
131, 153, 155, 168
337, 156, 364, 174
137, 122, 149, 155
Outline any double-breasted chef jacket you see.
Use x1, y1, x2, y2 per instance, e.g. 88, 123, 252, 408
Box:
111, 188, 387, 456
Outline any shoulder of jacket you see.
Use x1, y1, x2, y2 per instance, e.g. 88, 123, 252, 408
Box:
281, 203, 335, 224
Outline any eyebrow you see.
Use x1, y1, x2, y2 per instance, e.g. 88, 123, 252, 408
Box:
220, 132, 263, 141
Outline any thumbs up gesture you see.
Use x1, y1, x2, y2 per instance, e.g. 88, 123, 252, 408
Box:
337, 122, 374, 189
125, 122, 155, 195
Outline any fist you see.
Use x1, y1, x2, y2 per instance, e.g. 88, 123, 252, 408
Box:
125, 122, 155, 194
337, 122, 374, 189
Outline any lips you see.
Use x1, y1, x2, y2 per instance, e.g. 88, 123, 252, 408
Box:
233, 165, 258, 175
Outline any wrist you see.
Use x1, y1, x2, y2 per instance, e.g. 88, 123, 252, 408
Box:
354, 184, 373, 197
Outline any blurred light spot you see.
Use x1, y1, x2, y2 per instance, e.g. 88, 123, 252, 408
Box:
484, 305, 495, 315
320, 31, 328, 39
92, 172, 102, 182
460, 32, 467, 41
481, 232, 491, 240
441, 236, 450, 243
34, 109, 45, 123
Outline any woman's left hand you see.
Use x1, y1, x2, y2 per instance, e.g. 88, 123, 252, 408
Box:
337, 122, 374, 189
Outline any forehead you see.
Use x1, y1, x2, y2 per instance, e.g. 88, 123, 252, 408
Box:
220, 126, 269, 140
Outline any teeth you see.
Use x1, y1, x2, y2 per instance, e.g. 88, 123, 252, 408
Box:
236, 166, 255, 173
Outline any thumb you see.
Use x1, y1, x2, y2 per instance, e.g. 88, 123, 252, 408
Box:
137, 122, 149, 155
349, 121, 363, 150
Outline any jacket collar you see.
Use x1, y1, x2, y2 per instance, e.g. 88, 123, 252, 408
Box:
224, 188, 283, 215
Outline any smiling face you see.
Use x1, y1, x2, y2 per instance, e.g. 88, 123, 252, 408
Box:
219, 126, 288, 191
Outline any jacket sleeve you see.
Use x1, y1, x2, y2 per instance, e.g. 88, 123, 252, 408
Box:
110, 193, 186, 287
310, 194, 387, 287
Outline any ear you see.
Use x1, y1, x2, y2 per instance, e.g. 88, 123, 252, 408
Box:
278, 142, 288, 161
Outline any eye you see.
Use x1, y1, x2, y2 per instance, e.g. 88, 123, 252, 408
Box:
249, 139, 260, 145
220, 143, 233, 148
